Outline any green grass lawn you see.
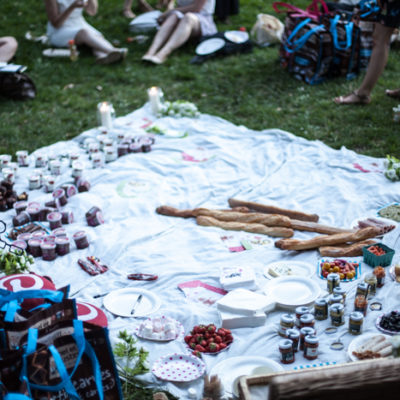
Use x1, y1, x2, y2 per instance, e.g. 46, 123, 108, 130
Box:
0, 0, 399, 157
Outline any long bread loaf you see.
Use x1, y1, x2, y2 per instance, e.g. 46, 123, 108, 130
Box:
156, 205, 250, 218
319, 240, 376, 257
196, 215, 294, 238
290, 219, 354, 235
228, 198, 319, 222
275, 226, 381, 251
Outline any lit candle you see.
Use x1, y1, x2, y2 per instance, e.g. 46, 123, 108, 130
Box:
147, 86, 163, 115
98, 102, 113, 131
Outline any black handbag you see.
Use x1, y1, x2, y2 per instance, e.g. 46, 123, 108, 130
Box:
0, 72, 36, 100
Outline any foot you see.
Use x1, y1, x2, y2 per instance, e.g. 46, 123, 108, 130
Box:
142, 54, 155, 62
385, 88, 400, 99
334, 91, 371, 105
123, 9, 136, 18
96, 49, 126, 65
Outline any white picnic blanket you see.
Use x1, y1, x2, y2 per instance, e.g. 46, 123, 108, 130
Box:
4, 103, 400, 399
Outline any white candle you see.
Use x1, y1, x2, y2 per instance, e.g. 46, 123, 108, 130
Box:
147, 87, 163, 115
99, 102, 113, 131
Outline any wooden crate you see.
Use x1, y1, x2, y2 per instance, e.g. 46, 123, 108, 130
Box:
238, 357, 400, 400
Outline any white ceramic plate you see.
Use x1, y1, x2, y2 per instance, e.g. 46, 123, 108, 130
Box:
103, 288, 161, 317
347, 333, 390, 362
350, 215, 397, 233
224, 30, 249, 44
263, 260, 315, 279
42, 48, 74, 58
209, 356, 283, 397
195, 38, 225, 56
152, 353, 206, 382
135, 316, 184, 341
262, 276, 321, 310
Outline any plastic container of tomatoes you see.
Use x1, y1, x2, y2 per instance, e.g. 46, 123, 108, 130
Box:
363, 243, 395, 267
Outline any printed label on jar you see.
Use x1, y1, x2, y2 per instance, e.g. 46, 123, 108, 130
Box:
281, 352, 294, 363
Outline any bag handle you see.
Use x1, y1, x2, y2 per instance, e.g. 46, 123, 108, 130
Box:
330, 14, 353, 50
21, 320, 104, 400
284, 18, 325, 53
358, 0, 380, 18
306, 0, 330, 17
273, 2, 321, 20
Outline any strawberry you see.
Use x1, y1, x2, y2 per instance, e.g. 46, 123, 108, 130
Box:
207, 324, 216, 333
190, 342, 196, 349
184, 335, 192, 344
208, 342, 220, 353
225, 334, 233, 343
207, 337, 214, 344
195, 344, 205, 352
204, 332, 211, 339
200, 340, 207, 347
192, 350, 202, 358
217, 328, 226, 336
214, 335, 222, 344
196, 325, 206, 334
219, 343, 227, 350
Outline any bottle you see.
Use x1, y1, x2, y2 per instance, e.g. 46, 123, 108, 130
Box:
69, 39, 78, 62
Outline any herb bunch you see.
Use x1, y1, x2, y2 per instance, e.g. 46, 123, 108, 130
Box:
0, 249, 33, 275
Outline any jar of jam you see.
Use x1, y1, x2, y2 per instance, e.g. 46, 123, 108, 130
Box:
117, 144, 129, 157
69, 152, 80, 167
299, 313, 315, 330
47, 212, 62, 230
105, 147, 117, 162
41, 242, 57, 261
373, 266, 385, 288
26, 206, 40, 222
55, 236, 70, 256
356, 282, 369, 297
327, 273, 341, 293
314, 298, 328, 320
287, 328, 300, 352
62, 184, 77, 198
76, 179, 90, 193
85, 206, 104, 227
73, 231, 89, 249
16, 150, 29, 167
329, 304, 345, 326
295, 306, 310, 327
279, 339, 295, 364
354, 295, 368, 316
328, 294, 344, 306
364, 273, 377, 297
304, 335, 319, 360
17, 232, 32, 243
28, 238, 42, 257
299, 327, 315, 351
349, 311, 364, 335
12, 240, 27, 252
53, 188, 68, 207
14, 201, 27, 214
34, 154, 47, 168
53, 227, 67, 237
278, 314, 295, 337
71, 161, 84, 178
49, 160, 61, 176
61, 211, 74, 225
333, 286, 346, 303
12, 211, 31, 227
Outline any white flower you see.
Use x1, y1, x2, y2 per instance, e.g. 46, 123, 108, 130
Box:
385, 169, 399, 181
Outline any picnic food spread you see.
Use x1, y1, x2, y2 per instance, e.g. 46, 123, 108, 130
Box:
0, 104, 399, 399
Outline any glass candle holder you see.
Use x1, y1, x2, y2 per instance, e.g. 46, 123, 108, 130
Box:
147, 86, 164, 115
97, 102, 115, 131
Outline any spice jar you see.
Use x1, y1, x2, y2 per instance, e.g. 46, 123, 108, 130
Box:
327, 273, 341, 293
373, 266, 386, 288
349, 311, 364, 335
295, 306, 310, 327
299, 313, 315, 330
279, 339, 295, 364
354, 295, 368, 316
299, 327, 315, 351
47, 211, 62, 230
287, 328, 300, 352
304, 335, 319, 360
329, 303, 345, 326
55, 236, 70, 256
314, 298, 328, 320
278, 314, 295, 337
328, 293, 344, 306
333, 286, 346, 303
28, 238, 42, 257
41, 242, 57, 261
356, 282, 369, 297
364, 273, 377, 297
73, 231, 89, 249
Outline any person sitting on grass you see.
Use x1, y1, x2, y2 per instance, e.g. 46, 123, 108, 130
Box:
122, 0, 154, 18
0, 36, 18, 62
142, 0, 216, 64
334, 0, 400, 105
45, 0, 127, 64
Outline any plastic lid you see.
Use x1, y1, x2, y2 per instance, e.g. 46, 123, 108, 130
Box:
300, 313, 315, 324
315, 298, 327, 306
330, 303, 344, 312
52, 188, 65, 199
327, 273, 340, 280
279, 339, 293, 349
300, 327, 315, 335
350, 311, 364, 321
281, 314, 295, 324
55, 236, 70, 244
333, 287, 345, 295
28, 238, 42, 246
304, 335, 319, 344
330, 294, 343, 302
286, 328, 300, 338
295, 306, 310, 314
47, 212, 62, 221
73, 230, 86, 239
40, 242, 56, 249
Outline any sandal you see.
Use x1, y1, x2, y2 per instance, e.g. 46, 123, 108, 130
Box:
385, 89, 400, 99
334, 91, 371, 105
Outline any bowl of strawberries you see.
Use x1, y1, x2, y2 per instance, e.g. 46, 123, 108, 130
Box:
184, 323, 233, 356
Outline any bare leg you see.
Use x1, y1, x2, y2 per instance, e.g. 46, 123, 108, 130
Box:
0, 36, 18, 62
138, 0, 154, 12
123, 0, 136, 18
154, 13, 201, 63
334, 23, 395, 104
143, 13, 180, 58
75, 29, 116, 54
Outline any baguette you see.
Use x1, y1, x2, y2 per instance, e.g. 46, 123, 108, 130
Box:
228, 198, 319, 222
290, 219, 354, 235
193, 208, 292, 227
275, 226, 381, 251
319, 240, 376, 257
156, 205, 249, 218
196, 215, 294, 238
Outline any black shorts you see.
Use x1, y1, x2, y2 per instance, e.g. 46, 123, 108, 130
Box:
378, 0, 400, 28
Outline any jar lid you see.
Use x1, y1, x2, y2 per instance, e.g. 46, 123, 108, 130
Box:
40, 242, 56, 250
357, 282, 368, 289
55, 236, 70, 244
300, 313, 315, 324
279, 339, 293, 349
350, 311, 364, 321
281, 314, 295, 324
28, 238, 42, 246
27, 206, 40, 213
14, 201, 27, 209
52, 188, 65, 199
330, 294, 343, 302
47, 212, 62, 221
286, 328, 300, 338
295, 306, 310, 315
73, 230, 86, 239
29, 175, 40, 181
305, 335, 319, 344
53, 228, 67, 237
315, 298, 327, 306
333, 287, 345, 295
300, 327, 315, 335
327, 273, 340, 280
330, 303, 344, 312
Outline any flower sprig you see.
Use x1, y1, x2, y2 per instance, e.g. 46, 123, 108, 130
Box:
0, 249, 33, 275
157, 100, 200, 118
384, 155, 400, 182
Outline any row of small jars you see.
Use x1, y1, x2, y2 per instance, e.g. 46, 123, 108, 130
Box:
279, 330, 319, 364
